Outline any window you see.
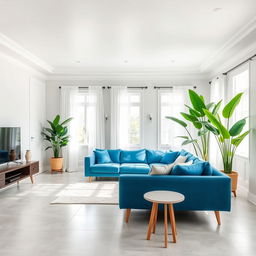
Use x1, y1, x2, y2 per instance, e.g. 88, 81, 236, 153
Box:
127, 93, 141, 145
158, 88, 190, 150
73, 92, 92, 146
228, 66, 249, 157
126, 91, 143, 148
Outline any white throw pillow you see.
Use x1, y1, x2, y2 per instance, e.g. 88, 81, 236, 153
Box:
149, 157, 193, 176
173, 155, 187, 164
150, 163, 175, 175
175, 160, 193, 166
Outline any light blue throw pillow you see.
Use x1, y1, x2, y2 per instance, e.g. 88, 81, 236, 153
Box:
160, 151, 179, 164
171, 162, 205, 176
146, 150, 165, 164
108, 149, 121, 163
120, 149, 147, 163
94, 150, 112, 164
95, 148, 121, 163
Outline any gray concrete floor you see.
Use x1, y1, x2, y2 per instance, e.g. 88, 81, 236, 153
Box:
0, 171, 256, 256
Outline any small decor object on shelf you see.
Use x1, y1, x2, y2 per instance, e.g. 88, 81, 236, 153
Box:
41, 114, 73, 173
202, 92, 251, 197
25, 150, 31, 162
9, 149, 16, 161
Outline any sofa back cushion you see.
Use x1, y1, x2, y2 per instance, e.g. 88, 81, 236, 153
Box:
171, 160, 214, 176
202, 162, 214, 176
107, 149, 121, 163
160, 151, 179, 164
94, 150, 112, 164
146, 150, 165, 164
95, 148, 121, 163
172, 162, 205, 176
120, 149, 147, 163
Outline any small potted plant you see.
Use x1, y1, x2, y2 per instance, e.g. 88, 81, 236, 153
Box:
203, 93, 250, 197
42, 115, 73, 172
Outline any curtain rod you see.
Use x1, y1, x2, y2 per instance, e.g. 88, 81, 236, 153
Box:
209, 77, 219, 85
58, 86, 110, 89
58, 86, 148, 89
222, 53, 256, 75
154, 86, 197, 89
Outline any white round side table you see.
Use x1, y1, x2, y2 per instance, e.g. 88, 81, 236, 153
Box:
144, 190, 185, 248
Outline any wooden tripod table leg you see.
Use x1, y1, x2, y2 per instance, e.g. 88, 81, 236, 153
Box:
164, 204, 168, 248
153, 203, 158, 234
147, 203, 157, 240
169, 204, 177, 243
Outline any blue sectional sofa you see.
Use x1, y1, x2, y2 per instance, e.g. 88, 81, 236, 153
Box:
84, 148, 231, 224
85, 149, 181, 177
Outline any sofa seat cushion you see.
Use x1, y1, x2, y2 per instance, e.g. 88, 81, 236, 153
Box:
90, 163, 120, 174
120, 163, 150, 174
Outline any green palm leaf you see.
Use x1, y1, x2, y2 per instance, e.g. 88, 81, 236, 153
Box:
222, 93, 243, 118
203, 109, 230, 139
188, 89, 206, 115
165, 116, 187, 127
229, 118, 247, 137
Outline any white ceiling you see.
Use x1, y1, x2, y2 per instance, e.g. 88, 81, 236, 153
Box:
0, 0, 256, 74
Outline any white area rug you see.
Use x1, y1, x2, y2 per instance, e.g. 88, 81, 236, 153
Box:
51, 181, 118, 205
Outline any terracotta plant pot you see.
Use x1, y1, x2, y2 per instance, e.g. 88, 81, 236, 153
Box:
221, 170, 238, 197
50, 157, 63, 172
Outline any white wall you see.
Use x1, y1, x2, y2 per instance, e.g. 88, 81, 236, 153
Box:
248, 60, 256, 204
0, 52, 46, 171
46, 78, 210, 151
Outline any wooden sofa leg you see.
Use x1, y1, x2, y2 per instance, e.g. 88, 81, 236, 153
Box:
88, 177, 93, 182
125, 209, 131, 223
214, 211, 221, 225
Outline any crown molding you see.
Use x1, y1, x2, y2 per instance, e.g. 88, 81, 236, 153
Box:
47, 67, 209, 81
208, 40, 256, 79
0, 33, 54, 74
200, 16, 256, 73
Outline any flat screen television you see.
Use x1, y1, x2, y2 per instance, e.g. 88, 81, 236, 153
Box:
0, 127, 21, 164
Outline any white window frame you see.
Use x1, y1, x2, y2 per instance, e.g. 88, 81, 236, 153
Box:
73, 89, 96, 147
126, 89, 144, 149
157, 89, 172, 150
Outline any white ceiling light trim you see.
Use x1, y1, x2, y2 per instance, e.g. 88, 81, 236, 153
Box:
0, 33, 54, 73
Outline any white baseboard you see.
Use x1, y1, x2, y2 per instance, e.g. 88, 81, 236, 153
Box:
248, 192, 256, 205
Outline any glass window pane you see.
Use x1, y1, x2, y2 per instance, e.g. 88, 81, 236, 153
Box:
130, 94, 140, 103
128, 106, 140, 145
231, 69, 249, 157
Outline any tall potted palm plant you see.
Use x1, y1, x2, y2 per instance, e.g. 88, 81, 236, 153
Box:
42, 115, 73, 172
166, 89, 221, 161
202, 93, 250, 197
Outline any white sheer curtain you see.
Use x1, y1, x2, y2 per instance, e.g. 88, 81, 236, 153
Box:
209, 75, 226, 169
60, 86, 79, 172
87, 86, 105, 154
158, 86, 192, 151
110, 86, 129, 149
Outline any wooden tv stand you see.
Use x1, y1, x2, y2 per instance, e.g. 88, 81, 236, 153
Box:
0, 161, 39, 189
